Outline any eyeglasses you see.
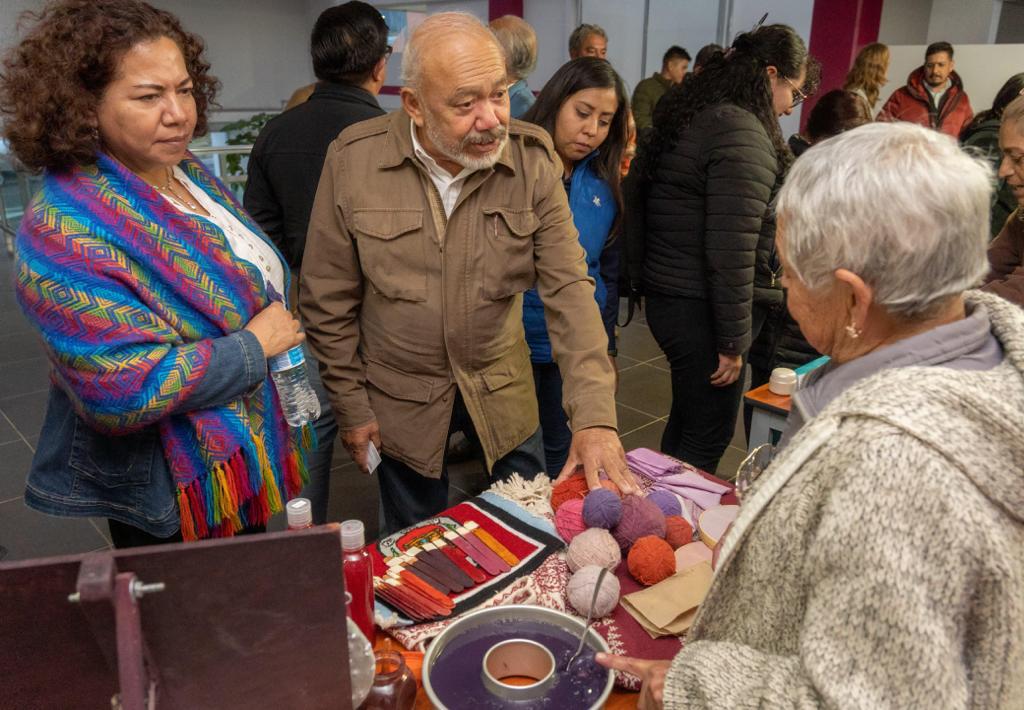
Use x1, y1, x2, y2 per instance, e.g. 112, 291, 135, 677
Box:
384, 45, 393, 61
785, 76, 807, 107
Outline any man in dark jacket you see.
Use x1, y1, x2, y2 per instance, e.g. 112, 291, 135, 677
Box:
244, 1, 390, 524
878, 41, 973, 138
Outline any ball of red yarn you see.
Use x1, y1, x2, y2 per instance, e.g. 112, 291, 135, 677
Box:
627, 535, 676, 586
554, 498, 588, 543
551, 474, 590, 511
664, 515, 694, 549
611, 495, 667, 550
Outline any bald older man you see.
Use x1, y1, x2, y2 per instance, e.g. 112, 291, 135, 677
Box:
301, 12, 635, 533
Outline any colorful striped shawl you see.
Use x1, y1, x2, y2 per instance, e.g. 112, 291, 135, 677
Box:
15, 153, 308, 540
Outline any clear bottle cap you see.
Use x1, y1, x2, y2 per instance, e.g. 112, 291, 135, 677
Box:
286, 498, 312, 529
341, 520, 365, 550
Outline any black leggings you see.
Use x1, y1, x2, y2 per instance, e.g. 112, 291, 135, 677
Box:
645, 294, 761, 474
107, 519, 265, 549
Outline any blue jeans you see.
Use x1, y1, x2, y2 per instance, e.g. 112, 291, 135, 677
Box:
531, 361, 571, 478
298, 343, 339, 524
376, 390, 545, 535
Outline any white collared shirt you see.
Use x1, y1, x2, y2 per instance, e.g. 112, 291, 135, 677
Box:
410, 121, 473, 218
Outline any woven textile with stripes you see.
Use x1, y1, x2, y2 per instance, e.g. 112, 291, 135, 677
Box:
14, 152, 309, 540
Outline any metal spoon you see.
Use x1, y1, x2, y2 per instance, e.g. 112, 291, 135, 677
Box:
565, 566, 609, 671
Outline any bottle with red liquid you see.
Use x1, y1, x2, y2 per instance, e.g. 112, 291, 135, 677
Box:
342, 519, 375, 643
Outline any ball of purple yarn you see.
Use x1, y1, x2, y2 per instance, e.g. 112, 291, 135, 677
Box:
611, 495, 667, 551
582, 488, 623, 529
645, 489, 682, 518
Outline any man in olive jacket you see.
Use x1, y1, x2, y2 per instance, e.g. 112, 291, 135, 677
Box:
632, 45, 690, 133
300, 12, 634, 532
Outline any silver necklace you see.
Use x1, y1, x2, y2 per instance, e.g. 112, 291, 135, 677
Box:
153, 167, 202, 212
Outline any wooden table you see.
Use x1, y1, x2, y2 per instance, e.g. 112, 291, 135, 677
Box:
743, 382, 791, 451
373, 632, 640, 708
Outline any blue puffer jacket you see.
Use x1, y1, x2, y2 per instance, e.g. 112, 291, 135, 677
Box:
523, 151, 617, 362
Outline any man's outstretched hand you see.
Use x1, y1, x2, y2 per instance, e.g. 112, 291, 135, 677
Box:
555, 426, 640, 495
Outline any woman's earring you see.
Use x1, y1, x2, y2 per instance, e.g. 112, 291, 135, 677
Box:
845, 321, 862, 339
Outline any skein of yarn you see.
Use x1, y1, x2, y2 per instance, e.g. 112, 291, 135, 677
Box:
646, 489, 682, 518
664, 515, 694, 549
555, 498, 588, 543
627, 535, 676, 586
567, 564, 621, 618
582, 488, 623, 529
550, 474, 590, 512
611, 495, 667, 550
566, 528, 622, 572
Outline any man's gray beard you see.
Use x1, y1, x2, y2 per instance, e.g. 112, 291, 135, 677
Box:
425, 116, 508, 171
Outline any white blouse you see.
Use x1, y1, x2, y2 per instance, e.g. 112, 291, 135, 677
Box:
161, 166, 286, 298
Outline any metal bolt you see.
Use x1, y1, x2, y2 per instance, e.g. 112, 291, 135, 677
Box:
130, 580, 166, 600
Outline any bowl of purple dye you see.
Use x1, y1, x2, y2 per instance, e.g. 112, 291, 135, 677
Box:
422, 604, 614, 709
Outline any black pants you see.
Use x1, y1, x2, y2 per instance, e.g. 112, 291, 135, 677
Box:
107, 519, 265, 549
531, 361, 571, 477
646, 294, 762, 474
376, 390, 546, 536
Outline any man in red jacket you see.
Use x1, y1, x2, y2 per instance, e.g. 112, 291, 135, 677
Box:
878, 41, 973, 138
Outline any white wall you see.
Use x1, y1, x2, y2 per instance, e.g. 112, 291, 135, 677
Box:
0, 0, 318, 122
879, 0, 1009, 45
643, 0, 720, 79
878, 0, 933, 45
154, 0, 314, 115
523, 0, 577, 92
926, 0, 1002, 45
883, 43, 1024, 117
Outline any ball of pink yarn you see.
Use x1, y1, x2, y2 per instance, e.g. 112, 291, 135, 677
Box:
611, 495, 667, 551
555, 498, 588, 543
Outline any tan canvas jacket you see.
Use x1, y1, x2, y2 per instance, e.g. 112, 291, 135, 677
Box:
299, 111, 617, 478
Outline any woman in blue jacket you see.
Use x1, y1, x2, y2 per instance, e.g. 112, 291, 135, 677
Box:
521, 58, 629, 476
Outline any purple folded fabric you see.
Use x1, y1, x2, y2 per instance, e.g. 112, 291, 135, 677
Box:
626, 448, 680, 478
653, 472, 731, 494
651, 472, 730, 511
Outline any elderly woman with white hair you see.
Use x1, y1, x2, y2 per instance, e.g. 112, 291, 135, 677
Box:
599, 122, 1024, 708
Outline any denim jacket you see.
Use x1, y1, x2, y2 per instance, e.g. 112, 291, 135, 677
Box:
25, 330, 268, 537
522, 151, 618, 362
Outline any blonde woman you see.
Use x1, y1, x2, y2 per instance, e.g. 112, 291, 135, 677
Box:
843, 42, 889, 115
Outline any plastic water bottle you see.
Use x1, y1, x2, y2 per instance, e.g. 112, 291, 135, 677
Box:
268, 346, 321, 428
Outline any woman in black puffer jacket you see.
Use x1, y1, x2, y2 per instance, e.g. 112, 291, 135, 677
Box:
632, 24, 812, 474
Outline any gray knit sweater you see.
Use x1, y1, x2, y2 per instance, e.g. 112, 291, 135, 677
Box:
665, 291, 1024, 708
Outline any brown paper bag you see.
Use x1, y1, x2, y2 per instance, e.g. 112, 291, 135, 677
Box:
621, 562, 713, 638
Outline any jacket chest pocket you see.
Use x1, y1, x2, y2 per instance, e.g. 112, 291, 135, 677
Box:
352, 208, 428, 302
482, 207, 539, 300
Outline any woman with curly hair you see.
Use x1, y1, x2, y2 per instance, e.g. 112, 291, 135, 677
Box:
630, 24, 810, 474
1, 0, 311, 547
842, 41, 889, 115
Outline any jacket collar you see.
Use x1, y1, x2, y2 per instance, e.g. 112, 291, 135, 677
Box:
309, 81, 381, 109
377, 110, 516, 174
906, 66, 964, 100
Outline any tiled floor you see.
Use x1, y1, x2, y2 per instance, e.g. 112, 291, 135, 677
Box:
0, 241, 749, 562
